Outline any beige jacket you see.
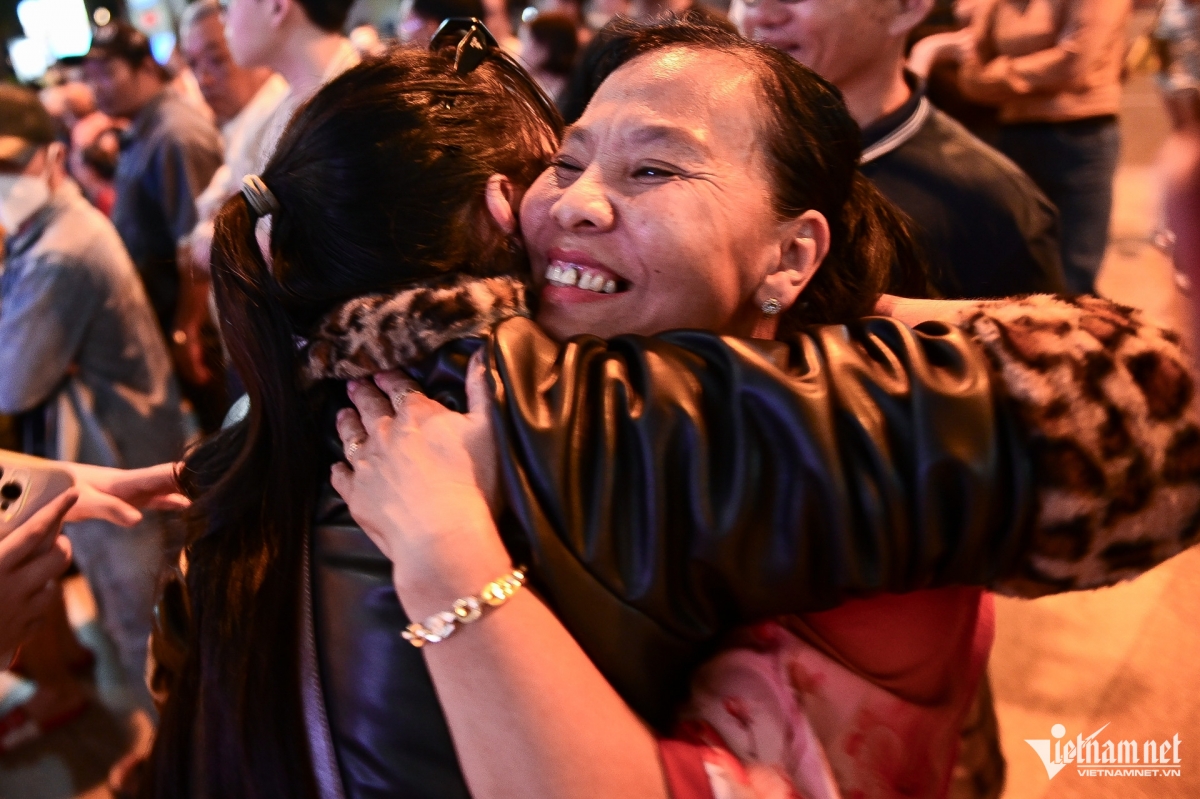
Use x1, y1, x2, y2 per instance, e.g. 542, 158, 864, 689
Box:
961, 0, 1131, 123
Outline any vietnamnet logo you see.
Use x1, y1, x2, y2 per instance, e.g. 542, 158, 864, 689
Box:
1026, 723, 1183, 779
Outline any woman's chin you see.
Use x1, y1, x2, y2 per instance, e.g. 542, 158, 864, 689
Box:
534, 304, 624, 342
535, 285, 634, 340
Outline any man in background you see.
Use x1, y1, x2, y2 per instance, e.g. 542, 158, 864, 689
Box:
223, 0, 359, 162
83, 23, 225, 429
741, 0, 1067, 301
0, 85, 184, 750
174, 0, 288, 393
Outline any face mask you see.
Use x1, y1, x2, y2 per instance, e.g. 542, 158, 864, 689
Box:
0, 172, 51, 233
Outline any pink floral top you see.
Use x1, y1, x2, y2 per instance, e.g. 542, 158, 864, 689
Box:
660, 588, 994, 799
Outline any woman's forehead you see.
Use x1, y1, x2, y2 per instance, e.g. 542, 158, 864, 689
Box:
578, 49, 764, 161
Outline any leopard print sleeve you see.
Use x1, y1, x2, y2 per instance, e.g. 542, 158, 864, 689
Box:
939, 294, 1200, 598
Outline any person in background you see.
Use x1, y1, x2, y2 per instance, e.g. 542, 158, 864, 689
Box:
907, 0, 1000, 143
222, 0, 359, 168
1164, 88, 1200, 338
176, 0, 289, 402
740, 0, 1065, 300
66, 109, 121, 216
83, 23, 225, 430
960, 0, 1132, 295
0, 87, 185, 756
398, 0, 488, 46
37, 81, 123, 215
165, 45, 218, 123
520, 12, 580, 105
0, 459, 187, 754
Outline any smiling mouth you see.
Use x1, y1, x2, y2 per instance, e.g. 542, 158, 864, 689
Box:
544, 260, 627, 294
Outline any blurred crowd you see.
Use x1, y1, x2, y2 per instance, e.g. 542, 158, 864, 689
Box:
2, 0, 1200, 796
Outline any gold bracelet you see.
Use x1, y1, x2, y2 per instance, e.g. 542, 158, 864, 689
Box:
401, 567, 527, 648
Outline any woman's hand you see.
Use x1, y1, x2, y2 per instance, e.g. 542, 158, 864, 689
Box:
61, 462, 190, 527
0, 490, 76, 662
330, 355, 510, 608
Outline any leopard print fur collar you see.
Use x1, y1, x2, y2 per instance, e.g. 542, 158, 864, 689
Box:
303, 273, 528, 382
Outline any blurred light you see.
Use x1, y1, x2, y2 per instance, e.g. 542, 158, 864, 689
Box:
521, 6, 538, 22
149, 31, 175, 65
7, 36, 51, 82
93, 7, 111, 25
16, 0, 92, 60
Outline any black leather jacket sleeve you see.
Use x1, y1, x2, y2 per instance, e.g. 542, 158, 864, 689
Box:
486, 316, 1034, 719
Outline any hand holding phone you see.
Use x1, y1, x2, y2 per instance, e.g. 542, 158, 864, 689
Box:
0, 452, 75, 540
0, 490, 76, 662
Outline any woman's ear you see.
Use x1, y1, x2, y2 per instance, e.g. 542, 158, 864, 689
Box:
755, 209, 831, 313
485, 174, 519, 234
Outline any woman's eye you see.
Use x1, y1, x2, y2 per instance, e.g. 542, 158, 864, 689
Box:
552, 159, 584, 177
632, 165, 677, 179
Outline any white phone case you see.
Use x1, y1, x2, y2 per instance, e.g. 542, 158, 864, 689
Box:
0, 453, 75, 539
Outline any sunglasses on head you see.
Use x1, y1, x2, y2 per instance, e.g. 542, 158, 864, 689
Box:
429, 18, 561, 126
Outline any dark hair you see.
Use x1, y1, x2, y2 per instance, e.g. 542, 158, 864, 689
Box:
145, 48, 559, 799
528, 13, 580, 76
85, 21, 169, 78
295, 0, 357, 31
413, 0, 487, 23
563, 17, 928, 331
559, 9, 738, 123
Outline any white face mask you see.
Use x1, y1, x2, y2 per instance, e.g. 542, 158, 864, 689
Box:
0, 172, 51, 233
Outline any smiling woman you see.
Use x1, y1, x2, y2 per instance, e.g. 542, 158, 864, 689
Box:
525, 29, 927, 341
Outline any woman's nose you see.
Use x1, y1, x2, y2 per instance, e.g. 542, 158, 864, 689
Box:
550, 167, 615, 232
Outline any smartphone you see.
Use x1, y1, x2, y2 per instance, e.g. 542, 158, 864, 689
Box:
0, 452, 75, 539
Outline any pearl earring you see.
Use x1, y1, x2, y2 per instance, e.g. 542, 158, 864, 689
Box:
761, 298, 783, 316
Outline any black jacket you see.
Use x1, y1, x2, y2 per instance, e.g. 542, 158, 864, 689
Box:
861, 82, 1067, 299
305, 316, 1034, 798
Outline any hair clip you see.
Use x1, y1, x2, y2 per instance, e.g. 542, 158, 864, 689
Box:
241, 174, 280, 218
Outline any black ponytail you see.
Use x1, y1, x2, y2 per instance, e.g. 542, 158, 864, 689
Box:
145, 195, 326, 799
144, 47, 560, 798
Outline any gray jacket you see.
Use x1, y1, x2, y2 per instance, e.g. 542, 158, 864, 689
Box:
0, 181, 185, 466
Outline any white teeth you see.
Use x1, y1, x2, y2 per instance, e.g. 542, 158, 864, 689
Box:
545, 263, 621, 293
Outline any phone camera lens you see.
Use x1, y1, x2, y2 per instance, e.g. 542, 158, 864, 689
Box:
1, 482, 22, 501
